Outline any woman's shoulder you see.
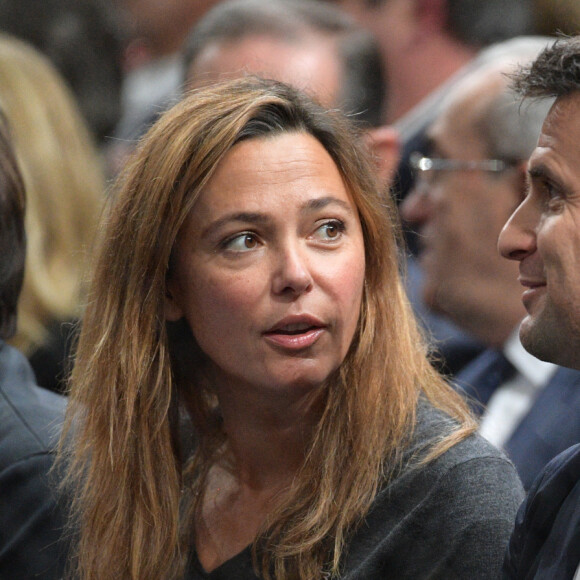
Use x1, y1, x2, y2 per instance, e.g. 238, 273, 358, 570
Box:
384, 396, 524, 523
341, 400, 523, 579
408, 395, 517, 468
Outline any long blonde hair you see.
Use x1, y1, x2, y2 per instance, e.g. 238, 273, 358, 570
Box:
0, 34, 104, 354
61, 77, 475, 579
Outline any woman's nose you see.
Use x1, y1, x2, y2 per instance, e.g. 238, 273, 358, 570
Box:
271, 243, 313, 296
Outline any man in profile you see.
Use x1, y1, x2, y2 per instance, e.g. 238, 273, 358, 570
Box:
498, 35, 580, 578
0, 114, 67, 578
399, 37, 580, 491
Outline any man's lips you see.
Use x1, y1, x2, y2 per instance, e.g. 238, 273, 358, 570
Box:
263, 315, 327, 350
518, 276, 546, 289
518, 276, 547, 310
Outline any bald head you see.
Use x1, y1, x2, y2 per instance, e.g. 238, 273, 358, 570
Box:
182, 0, 385, 127
187, 34, 342, 108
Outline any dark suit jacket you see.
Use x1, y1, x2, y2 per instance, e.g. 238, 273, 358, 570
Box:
457, 353, 580, 490
505, 367, 580, 490
503, 443, 580, 579
0, 340, 68, 579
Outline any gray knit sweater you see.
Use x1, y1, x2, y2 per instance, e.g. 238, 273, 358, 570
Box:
188, 399, 524, 579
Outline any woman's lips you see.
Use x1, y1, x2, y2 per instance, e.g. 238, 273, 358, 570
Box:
263, 327, 325, 350
263, 316, 326, 350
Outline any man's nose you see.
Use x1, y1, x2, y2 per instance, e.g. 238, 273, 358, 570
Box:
498, 197, 538, 261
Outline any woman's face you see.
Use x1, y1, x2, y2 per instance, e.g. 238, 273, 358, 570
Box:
166, 131, 365, 397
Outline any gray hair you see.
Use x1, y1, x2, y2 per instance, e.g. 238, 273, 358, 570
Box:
483, 91, 552, 161
471, 37, 555, 161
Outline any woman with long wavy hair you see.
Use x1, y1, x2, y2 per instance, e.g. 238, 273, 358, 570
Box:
60, 76, 523, 579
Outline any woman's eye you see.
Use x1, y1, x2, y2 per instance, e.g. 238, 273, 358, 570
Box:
223, 232, 259, 252
313, 220, 345, 242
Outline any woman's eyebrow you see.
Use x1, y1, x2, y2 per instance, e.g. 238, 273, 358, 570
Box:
301, 196, 354, 214
201, 212, 269, 238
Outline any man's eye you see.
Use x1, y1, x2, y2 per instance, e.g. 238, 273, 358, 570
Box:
541, 182, 566, 212
541, 180, 561, 199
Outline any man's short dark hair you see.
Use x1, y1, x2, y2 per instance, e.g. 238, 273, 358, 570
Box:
511, 36, 580, 99
0, 113, 25, 340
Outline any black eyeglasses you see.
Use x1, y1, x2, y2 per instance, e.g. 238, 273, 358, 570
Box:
410, 151, 516, 185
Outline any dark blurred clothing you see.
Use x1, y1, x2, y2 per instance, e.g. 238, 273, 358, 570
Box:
503, 443, 580, 579
0, 340, 68, 579
29, 319, 78, 395
457, 348, 580, 490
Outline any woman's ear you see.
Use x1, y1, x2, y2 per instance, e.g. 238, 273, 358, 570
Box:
165, 281, 184, 322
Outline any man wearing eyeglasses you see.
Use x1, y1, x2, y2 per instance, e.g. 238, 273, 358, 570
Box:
401, 37, 580, 491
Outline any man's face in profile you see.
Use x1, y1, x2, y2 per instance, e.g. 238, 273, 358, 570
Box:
499, 92, 580, 370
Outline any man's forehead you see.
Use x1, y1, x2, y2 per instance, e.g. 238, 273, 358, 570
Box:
534, 93, 580, 163
540, 93, 580, 136
188, 35, 341, 107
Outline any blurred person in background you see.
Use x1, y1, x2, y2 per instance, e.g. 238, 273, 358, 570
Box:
0, 35, 105, 394
0, 0, 126, 152
321, 0, 540, 378
105, 0, 399, 190
182, 0, 398, 186
326, 0, 536, 203
401, 36, 580, 490
114, 0, 222, 146
0, 110, 68, 580
184, 0, 385, 128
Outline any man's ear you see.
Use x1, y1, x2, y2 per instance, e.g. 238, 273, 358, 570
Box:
364, 125, 400, 189
164, 282, 184, 322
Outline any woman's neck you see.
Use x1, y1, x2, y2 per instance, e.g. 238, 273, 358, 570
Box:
217, 383, 324, 489
195, 385, 325, 572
